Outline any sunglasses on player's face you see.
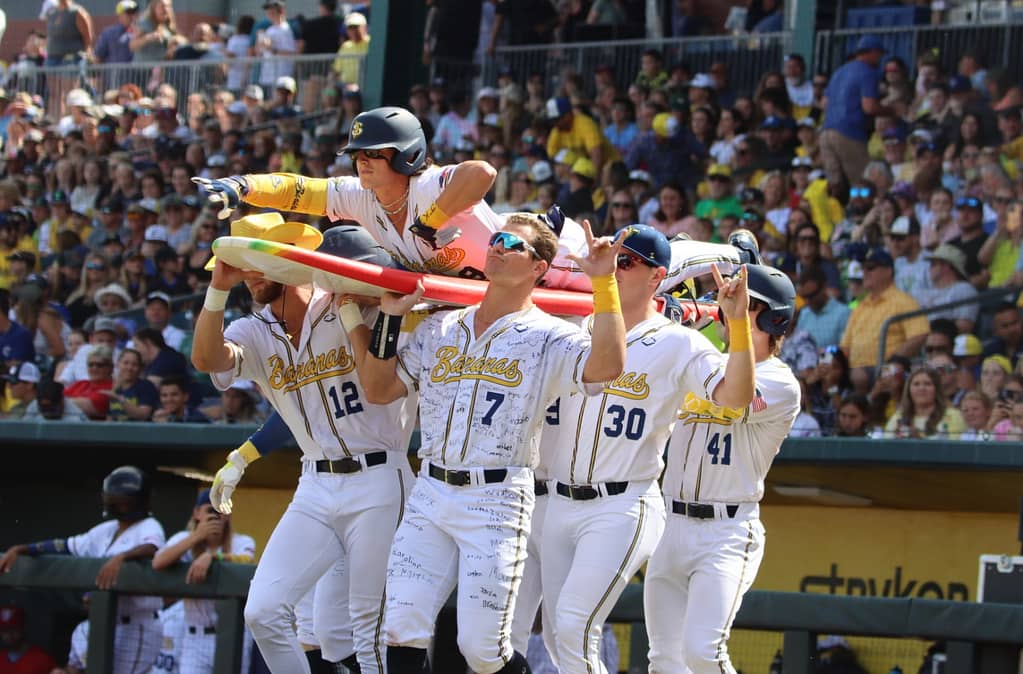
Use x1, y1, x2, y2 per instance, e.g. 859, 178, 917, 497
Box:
354, 148, 388, 161
616, 252, 655, 271
488, 231, 540, 259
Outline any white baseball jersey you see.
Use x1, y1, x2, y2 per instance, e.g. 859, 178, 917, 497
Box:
549, 316, 727, 484
150, 601, 185, 674
662, 356, 801, 503
396, 305, 592, 468
161, 531, 257, 627
68, 619, 89, 670
213, 288, 419, 459
324, 166, 591, 290
67, 517, 166, 615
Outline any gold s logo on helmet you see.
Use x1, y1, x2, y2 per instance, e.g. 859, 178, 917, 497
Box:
351, 121, 363, 138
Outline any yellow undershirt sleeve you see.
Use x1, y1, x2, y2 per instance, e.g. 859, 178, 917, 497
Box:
243, 173, 330, 215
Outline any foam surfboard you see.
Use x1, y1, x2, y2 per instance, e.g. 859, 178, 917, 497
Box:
211, 236, 720, 321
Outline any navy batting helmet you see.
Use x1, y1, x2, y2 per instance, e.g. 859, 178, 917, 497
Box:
101, 466, 151, 521
745, 265, 796, 336
318, 225, 395, 268
340, 107, 427, 176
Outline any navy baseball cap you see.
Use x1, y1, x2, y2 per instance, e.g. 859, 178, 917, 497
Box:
863, 246, 894, 267
854, 35, 886, 54
882, 125, 908, 143
196, 489, 212, 507
616, 225, 671, 270
760, 115, 785, 130
545, 97, 572, 120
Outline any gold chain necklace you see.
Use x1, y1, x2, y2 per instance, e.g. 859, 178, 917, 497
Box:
375, 186, 410, 215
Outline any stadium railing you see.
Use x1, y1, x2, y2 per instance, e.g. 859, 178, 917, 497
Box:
2, 53, 362, 120
2, 556, 1021, 674
815, 21, 1023, 83
479, 31, 792, 103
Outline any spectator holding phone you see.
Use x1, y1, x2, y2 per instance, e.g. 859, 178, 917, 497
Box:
153, 489, 255, 674
985, 373, 1023, 432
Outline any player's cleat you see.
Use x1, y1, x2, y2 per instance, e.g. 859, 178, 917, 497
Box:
728, 228, 763, 266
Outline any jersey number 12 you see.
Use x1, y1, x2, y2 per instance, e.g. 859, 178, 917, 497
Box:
328, 382, 364, 419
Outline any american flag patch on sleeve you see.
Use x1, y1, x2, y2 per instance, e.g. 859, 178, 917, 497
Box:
751, 387, 768, 413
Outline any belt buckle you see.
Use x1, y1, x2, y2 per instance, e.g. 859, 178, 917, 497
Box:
572, 485, 597, 500
451, 469, 470, 486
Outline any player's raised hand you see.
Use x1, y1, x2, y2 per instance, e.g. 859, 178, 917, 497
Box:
712, 263, 750, 322
192, 176, 247, 220
567, 219, 626, 278
210, 258, 263, 293
380, 279, 425, 316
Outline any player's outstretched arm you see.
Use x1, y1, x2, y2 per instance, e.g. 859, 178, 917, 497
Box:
569, 220, 627, 383
351, 284, 422, 404
205, 413, 293, 515
192, 173, 331, 220
710, 264, 756, 408
192, 260, 262, 374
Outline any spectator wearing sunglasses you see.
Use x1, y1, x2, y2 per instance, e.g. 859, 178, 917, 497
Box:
949, 195, 990, 288
982, 303, 1023, 368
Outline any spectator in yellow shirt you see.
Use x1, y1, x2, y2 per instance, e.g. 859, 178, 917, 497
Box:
334, 12, 369, 85
841, 246, 929, 391
545, 96, 619, 176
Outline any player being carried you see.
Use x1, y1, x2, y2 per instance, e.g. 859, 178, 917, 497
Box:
192, 106, 756, 296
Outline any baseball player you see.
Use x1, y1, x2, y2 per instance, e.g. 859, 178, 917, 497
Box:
0, 466, 166, 674
191, 221, 417, 674
152, 489, 256, 674
644, 264, 801, 674
191, 106, 750, 295
346, 212, 627, 674
150, 600, 185, 674
221, 393, 362, 674
541, 226, 756, 674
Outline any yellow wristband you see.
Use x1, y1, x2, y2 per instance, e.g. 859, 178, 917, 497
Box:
422, 202, 449, 229
591, 274, 621, 315
727, 316, 753, 353
236, 439, 261, 464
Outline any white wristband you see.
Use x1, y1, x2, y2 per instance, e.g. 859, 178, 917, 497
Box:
204, 287, 230, 312
338, 301, 364, 332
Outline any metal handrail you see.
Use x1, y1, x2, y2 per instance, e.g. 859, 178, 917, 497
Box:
875, 285, 1021, 372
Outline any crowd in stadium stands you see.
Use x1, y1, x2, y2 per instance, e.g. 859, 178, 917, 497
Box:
0, 0, 1022, 445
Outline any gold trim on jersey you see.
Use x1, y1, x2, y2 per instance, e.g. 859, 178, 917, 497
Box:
568, 394, 591, 484
582, 498, 648, 673
677, 423, 699, 501
496, 488, 530, 663
585, 392, 610, 483
305, 302, 352, 457
268, 331, 314, 440
439, 311, 473, 465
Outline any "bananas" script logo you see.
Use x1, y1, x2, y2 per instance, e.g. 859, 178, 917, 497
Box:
602, 371, 650, 400
429, 346, 523, 386
267, 348, 355, 392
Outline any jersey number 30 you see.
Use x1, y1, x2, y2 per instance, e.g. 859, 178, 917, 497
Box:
604, 404, 646, 440
328, 382, 364, 419
707, 432, 732, 465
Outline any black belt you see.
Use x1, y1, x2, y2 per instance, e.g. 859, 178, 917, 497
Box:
187, 626, 216, 635
428, 463, 508, 486
314, 451, 388, 474
555, 481, 629, 500
534, 480, 549, 496
120, 612, 159, 625
672, 501, 739, 519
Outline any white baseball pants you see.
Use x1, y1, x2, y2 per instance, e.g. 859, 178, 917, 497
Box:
540, 480, 665, 674
244, 458, 412, 674
113, 613, 162, 674
383, 464, 535, 674
510, 489, 549, 656
644, 501, 765, 674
